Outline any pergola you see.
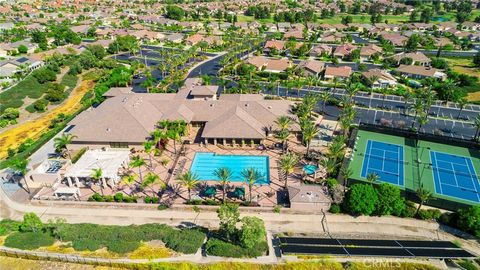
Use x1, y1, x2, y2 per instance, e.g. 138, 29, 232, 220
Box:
64, 149, 130, 188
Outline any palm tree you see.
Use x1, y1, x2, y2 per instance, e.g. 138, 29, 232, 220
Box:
177, 170, 199, 201
142, 172, 164, 198
379, 87, 388, 109
10, 159, 30, 193
53, 133, 77, 159
275, 116, 292, 131
214, 167, 232, 202
91, 168, 106, 191
276, 129, 290, 154
319, 91, 332, 115
411, 99, 424, 129
474, 114, 480, 141
415, 186, 432, 215
340, 167, 353, 187
402, 91, 413, 115
366, 173, 379, 185
143, 141, 154, 169
241, 168, 262, 202
457, 98, 468, 119
416, 113, 428, 132
278, 153, 299, 188
319, 158, 339, 178
130, 155, 146, 182
121, 174, 136, 187
301, 121, 319, 157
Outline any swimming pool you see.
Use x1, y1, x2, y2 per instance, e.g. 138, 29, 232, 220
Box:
190, 152, 270, 185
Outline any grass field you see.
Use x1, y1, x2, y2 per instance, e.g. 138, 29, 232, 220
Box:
349, 130, 480, 206
0, 74, 50, 113
444, 57, 480, 102
0, 79, 94, 159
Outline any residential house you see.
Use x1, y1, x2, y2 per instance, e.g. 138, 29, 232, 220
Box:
361, 68, 397, 89
461, 22, 480, 31
164, 33, 184, 43
131, 30, 165, 42
185, 34, 223, 46
288, 185, 332, 212
396, 65, 446, 81
264, 40, 285, 53
359, 44, 383, 62
333, 43, 357, 59
284, 29, 304, 40
380, 33, 408, 46
320, 32, 346, 43
324, 66, 352, 81
392, 52, 431, 66
296, 60, 325, 77
310, 44, 332, 57
189, 85, 219, 100
247, 56, 292, 73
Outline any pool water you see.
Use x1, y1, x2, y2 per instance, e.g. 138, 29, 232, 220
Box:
303, 164, 318, 175
190, 152, 270, 184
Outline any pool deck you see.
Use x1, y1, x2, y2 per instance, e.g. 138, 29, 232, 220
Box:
34, 138, 309, 207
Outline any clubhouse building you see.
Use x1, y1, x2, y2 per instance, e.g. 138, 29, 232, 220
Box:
67, 78, 299, 150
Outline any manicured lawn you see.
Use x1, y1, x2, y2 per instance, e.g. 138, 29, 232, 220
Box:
316, 14, 411, 24
3, 232, 55, 250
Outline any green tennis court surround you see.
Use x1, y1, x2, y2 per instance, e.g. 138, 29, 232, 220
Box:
348, 130, 480, 206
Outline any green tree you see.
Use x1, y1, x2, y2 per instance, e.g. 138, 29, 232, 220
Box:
177, 170, 199, 201
456, 206, 480, 237
300, 120, 319, 157
214, 167, 232, 202
10, 159, 30, 193
217, 203, 240, 241
166, 5, 186, 20
240, 216, 266, 249
17, 45, 28, 54
345, 184, 378, 216
20, 213, 43, 232
278, 153, 299, 188
241, 168, 262, 202
129, 155, 146, 182
474, 114, 480, 141
53, 133, 77, 158
91, 167, 105, 190
415, 186, 432, 215
375, 183, 405, 216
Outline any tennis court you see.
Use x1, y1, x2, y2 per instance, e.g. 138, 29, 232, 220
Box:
360, 140, 405, 186
430, 151, 480, 203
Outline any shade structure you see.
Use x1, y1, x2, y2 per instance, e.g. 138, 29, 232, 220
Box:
204, 186, 217, 197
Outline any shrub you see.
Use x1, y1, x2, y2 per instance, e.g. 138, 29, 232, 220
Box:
273, 205, 281, 213
240, 217, 266, 249
0, 219, 21, 234
32, 98, 49, 112
4, 232, 55, 250
344, 184, 378, 216
456, 206, 480, 237
375, 183, 405, 216
104, 195, 114, 202
158, 204, 169, 210
71, 147, 87, 163
88, 193, 104, 202
144, 196, 152, 203
19, 213, 43, 232
114, 192, 124, 202
329, 204, 341, 214
417, 209, 441, 220
401, 201, 417, 218
457, 260, 477, 270
206, 237, 268, 258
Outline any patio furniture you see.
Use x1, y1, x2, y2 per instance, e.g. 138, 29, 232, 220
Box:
204, 186, 217, 198
233, 187, 245, 200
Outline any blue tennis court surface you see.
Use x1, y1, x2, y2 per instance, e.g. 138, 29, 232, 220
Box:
361, 140, 405, 186
430, 151, 480, 203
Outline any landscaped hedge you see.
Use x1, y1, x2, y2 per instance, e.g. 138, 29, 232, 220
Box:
205, 237, 268, 258
56, 223, 205, 254
3, 232, 55, 250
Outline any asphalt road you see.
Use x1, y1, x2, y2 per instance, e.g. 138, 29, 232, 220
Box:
261, 85, 479, 140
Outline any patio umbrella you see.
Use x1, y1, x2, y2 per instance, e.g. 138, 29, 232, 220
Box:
233, 187, 245, 199
205, 186, 217, 197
